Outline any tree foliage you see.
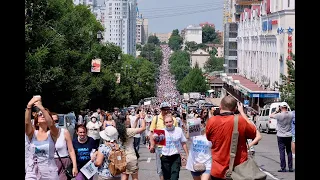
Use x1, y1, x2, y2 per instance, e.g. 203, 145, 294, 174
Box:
168, 29, 183, 51
147, 35, 160, 45
25, 0, 159, 112
169, 50, 191, 82
177, 66, 208, 93
278, 54, 295, 109
202, 25, 220, 44
184, 41, 198, 52
204, 55, 224, 73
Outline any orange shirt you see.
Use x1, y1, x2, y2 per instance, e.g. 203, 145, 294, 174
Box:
206, 114, 256, 179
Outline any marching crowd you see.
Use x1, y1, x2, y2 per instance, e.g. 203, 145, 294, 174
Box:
25, 45, 295, 180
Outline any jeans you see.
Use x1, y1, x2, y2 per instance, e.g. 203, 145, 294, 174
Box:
277, 136, 293, 170
133, 137, 141, 153
161, 154, 181, 180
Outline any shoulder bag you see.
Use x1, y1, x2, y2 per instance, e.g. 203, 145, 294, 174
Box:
55, 149, 74, 179
225, 115, 267, 180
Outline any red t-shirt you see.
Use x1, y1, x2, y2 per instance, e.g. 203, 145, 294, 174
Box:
206, 114, 256, 179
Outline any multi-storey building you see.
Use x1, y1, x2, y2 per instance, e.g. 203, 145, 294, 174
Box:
136, 6, 148, 45
199, 22, 215, 28
99, 0, 136, 56
184, 25, 202, 44
237, 0, 295, 90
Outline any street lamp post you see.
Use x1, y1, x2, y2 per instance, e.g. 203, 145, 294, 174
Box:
97, 31, 103, 43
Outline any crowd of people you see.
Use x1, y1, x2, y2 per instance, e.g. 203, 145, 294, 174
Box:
25, 45, 294, 180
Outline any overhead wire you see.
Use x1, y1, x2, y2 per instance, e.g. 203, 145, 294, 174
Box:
144, 6, 223, 19
139, 2, 223, 13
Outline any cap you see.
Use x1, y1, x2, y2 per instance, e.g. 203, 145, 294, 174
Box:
91, 112, 99, 119
160, 102, 171, 109
280, 102, 288, 107
99, 126, 119, 142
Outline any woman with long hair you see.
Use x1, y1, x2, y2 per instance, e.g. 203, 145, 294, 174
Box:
103, 113, 116, 128
25, 96, 60, 180
52, 112, 78, 180
115, 114, 146, 180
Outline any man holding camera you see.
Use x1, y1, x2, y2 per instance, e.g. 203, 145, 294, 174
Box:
270, 102, 294, 172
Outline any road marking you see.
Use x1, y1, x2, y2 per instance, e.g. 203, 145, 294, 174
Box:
259, 168, 280, 180
147, 157, 151, 163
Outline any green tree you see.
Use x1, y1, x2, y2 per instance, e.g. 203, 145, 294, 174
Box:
202, 25, 220, 44
169, 50, 191, 82
177, 65, 208, 93
25, 0, 159, 112
147, 35, 160, 45
184, 41, 198, 52
277, 54, 295, 109
204, 55, 224, 72
136, 44, 142, 51
168, 29, 183, 51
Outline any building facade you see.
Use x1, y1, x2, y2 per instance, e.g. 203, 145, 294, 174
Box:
190, 49, 210, 71
237, 0, 295, 90
135, 6, 148, 45
184, 25, 202, 44
153, 32, 172, 43
199, 22, 215, 28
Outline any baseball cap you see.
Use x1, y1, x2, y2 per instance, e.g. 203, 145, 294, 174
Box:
91, 112, 99, 119
99, 126, 119, 142
280, 102, 288, 107
160, 102, 171, 109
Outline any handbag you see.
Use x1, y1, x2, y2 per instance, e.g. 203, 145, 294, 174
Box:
55, 149, 74, 179
225, 115, 267, 180
193, 163, 206, 172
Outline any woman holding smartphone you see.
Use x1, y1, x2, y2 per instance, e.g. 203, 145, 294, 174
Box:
25, 96, 60, 180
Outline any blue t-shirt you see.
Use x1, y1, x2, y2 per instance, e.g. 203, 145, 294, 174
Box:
72, 136, 97, 170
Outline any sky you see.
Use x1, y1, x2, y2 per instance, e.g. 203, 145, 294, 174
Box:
137, 0, 224, 33
97, 0, 224, 34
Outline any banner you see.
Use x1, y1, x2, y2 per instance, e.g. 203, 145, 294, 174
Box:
91, 58, 101, 72
115, 73, 121, 83
153, 129, 166, 146
187, 118, 201, 137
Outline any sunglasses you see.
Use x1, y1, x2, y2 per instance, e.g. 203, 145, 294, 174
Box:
37, 112, 44, 116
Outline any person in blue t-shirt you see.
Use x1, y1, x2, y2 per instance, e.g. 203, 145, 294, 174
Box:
72, 124, 98, 180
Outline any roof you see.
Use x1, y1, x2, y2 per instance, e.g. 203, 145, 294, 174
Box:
209, 77, 224, 84
230, 75, 277, 93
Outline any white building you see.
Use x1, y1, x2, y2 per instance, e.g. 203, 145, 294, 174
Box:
184, 25, 202, 44
237, 0, 295, 90
74, 0, 94, 12
94, 0, 136, 56
190, 49, 210, 72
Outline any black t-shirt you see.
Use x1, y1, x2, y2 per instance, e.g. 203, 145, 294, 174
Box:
72, 136, 97, 170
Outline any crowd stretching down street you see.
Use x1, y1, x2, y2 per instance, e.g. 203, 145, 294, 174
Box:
25, 45, 295, 180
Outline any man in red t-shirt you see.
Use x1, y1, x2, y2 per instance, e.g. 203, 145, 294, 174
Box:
206, 95, 257, 180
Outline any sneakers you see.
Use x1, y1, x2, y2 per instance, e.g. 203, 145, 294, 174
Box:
278, 169, 287, 172
289, 169, 294, 172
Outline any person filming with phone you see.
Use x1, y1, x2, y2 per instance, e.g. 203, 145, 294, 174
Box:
205, 95, 257, 180
25, 95, 60, 180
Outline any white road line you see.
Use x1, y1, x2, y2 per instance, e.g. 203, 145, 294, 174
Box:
147, 157, 151, 163
259, 168, 280, 180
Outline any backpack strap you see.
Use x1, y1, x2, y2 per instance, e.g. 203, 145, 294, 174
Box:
155, 115, 159, 127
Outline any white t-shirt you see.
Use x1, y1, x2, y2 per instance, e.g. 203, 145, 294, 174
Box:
86, 121, 102, 140
186, 135, 212, 171
130, 116, 142, 138
161, 127, 187, 156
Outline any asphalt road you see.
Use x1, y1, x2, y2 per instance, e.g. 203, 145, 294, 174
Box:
79, 131, 295, 180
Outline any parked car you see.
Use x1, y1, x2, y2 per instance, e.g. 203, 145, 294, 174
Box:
256, 102, 291, 133
57, 113, 76, 139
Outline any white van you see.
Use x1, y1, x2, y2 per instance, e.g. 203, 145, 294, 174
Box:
256, 102, 291, 134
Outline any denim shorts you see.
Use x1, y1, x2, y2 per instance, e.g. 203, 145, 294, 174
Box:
191, 170, 211, 177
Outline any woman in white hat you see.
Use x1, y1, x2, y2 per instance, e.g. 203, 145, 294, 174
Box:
86, 112, 102, 149
94, 126, 121, 180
